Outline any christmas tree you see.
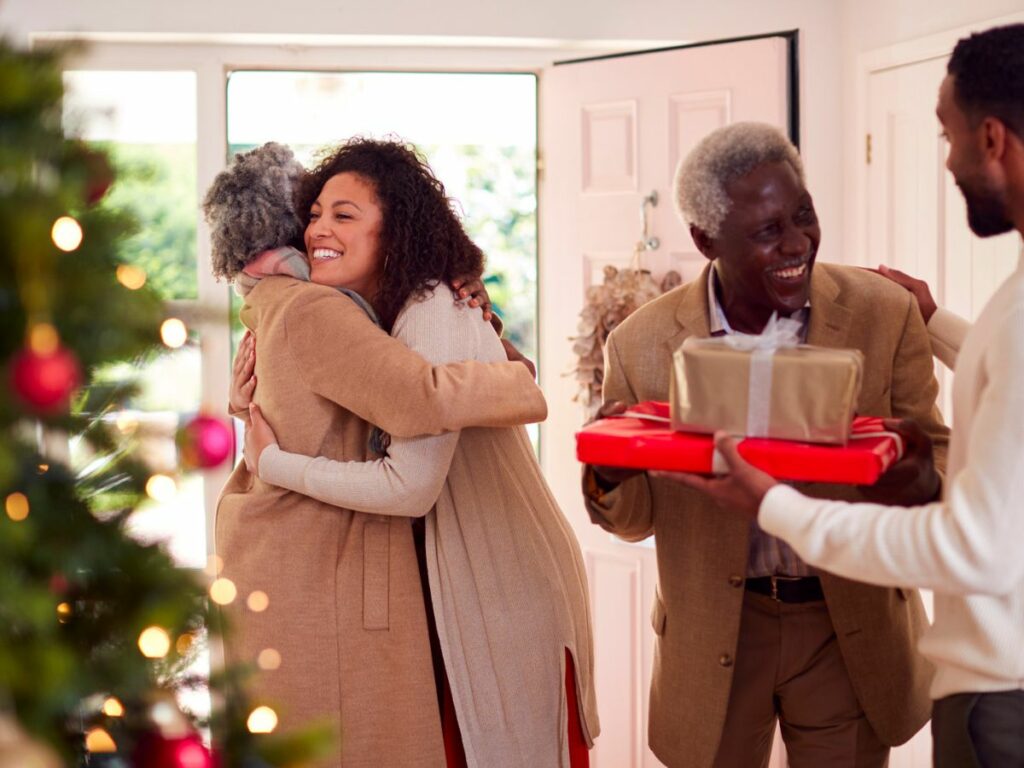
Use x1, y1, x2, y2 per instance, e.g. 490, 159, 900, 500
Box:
0, 41, 330, 767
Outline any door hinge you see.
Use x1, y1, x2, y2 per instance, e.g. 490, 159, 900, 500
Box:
865, 133, 872, 165
536, 151, 545, 182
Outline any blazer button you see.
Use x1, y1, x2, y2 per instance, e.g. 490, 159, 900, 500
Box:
728, 575, 743, 588
719, 654, 733, 667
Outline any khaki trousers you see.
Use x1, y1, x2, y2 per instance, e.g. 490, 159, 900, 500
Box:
712, 591, 889, 768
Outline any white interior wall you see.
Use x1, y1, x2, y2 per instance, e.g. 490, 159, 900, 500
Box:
839, 0, 1024, 266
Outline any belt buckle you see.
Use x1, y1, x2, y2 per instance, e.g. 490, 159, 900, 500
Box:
769, 574, 802, 601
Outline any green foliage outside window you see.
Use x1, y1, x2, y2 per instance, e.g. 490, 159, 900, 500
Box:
96, 142, 198, 301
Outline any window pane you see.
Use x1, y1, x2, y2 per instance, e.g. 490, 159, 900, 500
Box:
226, 71, 538, 361
63, 71, 198, 301
63, 71, 205, 568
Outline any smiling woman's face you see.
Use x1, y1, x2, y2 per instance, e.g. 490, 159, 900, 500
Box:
304, 172, 384, 298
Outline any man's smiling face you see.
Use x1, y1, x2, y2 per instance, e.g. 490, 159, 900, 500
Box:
699, 160, 820, 332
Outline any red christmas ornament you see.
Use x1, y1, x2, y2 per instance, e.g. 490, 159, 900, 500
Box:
9, 343, 82, 413
48, 572, 69, 595
133, 731, 214, 768
67, 140, 115, 206
177, 414, 233, 470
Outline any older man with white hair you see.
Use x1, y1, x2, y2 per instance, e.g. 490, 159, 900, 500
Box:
582, 122, 948, 767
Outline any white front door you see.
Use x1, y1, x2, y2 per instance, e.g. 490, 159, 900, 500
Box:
538, 35, 793, 767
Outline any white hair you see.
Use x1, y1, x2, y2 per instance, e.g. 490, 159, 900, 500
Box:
674, 122, 805, 238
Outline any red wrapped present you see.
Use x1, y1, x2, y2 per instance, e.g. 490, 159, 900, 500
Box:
576, 401, 903, 485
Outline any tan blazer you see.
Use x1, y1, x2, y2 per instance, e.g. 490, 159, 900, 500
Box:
587, 263, 948, 768
216, 277, 547, 767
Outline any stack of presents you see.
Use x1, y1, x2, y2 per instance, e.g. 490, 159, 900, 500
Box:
577, 316, 904, 485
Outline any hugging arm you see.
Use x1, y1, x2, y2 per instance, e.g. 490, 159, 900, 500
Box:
285, 289, 546, 438
257, 294, 473, 516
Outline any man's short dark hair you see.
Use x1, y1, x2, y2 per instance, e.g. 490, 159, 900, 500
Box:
948, 23, 1024, 139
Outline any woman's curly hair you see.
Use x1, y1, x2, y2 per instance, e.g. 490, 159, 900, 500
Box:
299, 137, 484, 331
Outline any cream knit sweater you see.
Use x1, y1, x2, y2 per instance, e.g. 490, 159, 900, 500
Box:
760, 253, 1024, 699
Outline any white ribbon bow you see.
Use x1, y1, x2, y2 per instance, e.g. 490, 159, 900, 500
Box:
724, 312, 803, 437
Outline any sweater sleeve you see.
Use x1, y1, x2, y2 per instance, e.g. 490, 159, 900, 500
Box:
284, 287, 545, 438
258, 291, 477, 516
928, 306, 971, 370
760, 305, 1024, 595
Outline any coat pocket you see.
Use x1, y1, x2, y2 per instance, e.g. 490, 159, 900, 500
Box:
363, 518, 390, 630
650, 590, 667, 636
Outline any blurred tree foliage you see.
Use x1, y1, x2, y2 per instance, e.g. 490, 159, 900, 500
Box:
96, 142, 198, 301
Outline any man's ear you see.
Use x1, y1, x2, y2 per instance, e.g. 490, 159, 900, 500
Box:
980, 116, 1008, 161
690, 225, 715, 260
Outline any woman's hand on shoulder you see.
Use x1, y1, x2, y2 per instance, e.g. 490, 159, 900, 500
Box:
450, 274, 503, 334
230, 331, 257, 415
243, 403, 279, 475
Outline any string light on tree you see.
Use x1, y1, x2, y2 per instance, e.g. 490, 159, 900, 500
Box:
138, 626, 172, 659
116, 263, 147, 290
246, 706, 278, 734
257, 648, 281, 671
247, 591, 269, 613
84, 727, 117, 753
160, 318, 188, 349
102, 697, 125, 718
5, 493, 29, 522
145, 474, 177, 502
50, 216, 83, 252
176, 633, 194, 656
209, 578, 237, 606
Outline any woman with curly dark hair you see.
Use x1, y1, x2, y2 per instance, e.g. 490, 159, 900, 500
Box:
236, 137, 599, 767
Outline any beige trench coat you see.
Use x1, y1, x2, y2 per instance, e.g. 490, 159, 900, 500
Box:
216, 277, 546, 767
587, 263, 948, 768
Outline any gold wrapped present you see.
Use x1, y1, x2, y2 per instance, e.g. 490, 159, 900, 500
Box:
670, 317, 863, 445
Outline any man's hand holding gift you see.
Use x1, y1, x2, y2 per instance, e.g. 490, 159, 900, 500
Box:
653, 414, 940, 518
859, 418, 941, 506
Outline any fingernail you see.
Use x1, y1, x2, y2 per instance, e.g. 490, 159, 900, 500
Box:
459, 290, 467, 298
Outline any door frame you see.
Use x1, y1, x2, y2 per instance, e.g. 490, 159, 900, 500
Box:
552, 29, 801, 147
850, 10, 1024, 272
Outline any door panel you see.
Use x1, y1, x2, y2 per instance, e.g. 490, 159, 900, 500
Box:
540, 35, 792, 767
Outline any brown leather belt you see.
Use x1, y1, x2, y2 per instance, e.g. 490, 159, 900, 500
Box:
745, 575, 824, 603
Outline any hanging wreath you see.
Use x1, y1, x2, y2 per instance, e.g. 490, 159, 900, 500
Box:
570, 264, 682, 420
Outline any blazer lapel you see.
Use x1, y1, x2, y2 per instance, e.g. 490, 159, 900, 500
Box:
807, 265, 853, 349
664, 263, 713, 354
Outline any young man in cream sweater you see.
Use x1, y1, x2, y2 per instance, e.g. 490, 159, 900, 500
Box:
672, 23, 1024, 766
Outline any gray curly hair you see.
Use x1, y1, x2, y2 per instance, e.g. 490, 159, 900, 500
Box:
203, 142, 306, 280
674, 122, 804, 238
